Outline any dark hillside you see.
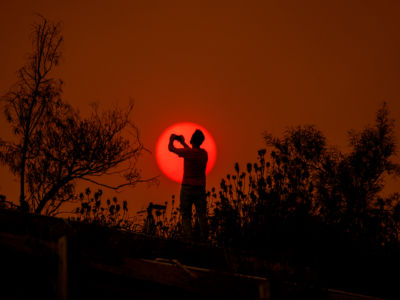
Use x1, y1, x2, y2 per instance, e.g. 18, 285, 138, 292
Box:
0, 208, 395, 300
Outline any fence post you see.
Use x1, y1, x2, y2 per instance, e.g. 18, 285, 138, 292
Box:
58, 235, 68, 300
259, 280, 271, 300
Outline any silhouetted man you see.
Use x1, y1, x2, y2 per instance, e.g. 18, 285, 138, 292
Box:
168, 130, 208, 239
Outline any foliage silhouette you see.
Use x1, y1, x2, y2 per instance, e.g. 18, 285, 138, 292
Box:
0, 16, 149, 215
207, 103, 400, 251
71, 188, 137, 230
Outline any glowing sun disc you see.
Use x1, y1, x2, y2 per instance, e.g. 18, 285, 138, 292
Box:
156, 122, 217, 183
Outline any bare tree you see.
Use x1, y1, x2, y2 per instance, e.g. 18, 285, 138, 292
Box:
1, 16, 152, 215
28, 101, 148, 215
0, 15, 63, 211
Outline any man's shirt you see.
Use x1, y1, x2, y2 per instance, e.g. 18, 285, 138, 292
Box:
173, 147, 208, 186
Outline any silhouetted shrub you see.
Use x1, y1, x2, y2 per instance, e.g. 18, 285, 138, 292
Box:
208, 103, 400, 253
70, 188, 137, 231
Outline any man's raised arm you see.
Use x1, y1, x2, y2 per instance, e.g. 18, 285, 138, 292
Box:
168, 134, 189, 155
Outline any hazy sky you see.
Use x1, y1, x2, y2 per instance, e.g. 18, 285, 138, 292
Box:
1, 0, 400, 214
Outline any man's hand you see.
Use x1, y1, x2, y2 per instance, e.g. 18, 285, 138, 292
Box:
177, 135, 185, 144
170, 134, 184, 144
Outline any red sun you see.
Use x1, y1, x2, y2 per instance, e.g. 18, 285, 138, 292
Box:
156, 122, 217, 183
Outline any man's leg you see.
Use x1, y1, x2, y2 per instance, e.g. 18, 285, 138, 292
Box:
180, 185, 193, 238
194, 187, 208, 240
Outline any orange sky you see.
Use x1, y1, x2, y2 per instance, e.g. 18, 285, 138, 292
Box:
1, 0, 400, 214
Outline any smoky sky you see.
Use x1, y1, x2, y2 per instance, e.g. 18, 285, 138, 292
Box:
1, 0, 400, 212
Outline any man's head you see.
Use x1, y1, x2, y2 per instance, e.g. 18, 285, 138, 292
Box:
190, 129, 205, 148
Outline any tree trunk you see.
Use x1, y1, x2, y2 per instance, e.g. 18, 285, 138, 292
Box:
19, 137, 30, 212
35, 177, 71, 214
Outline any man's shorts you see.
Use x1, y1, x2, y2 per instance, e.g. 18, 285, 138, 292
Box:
180, 184, 206, 217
